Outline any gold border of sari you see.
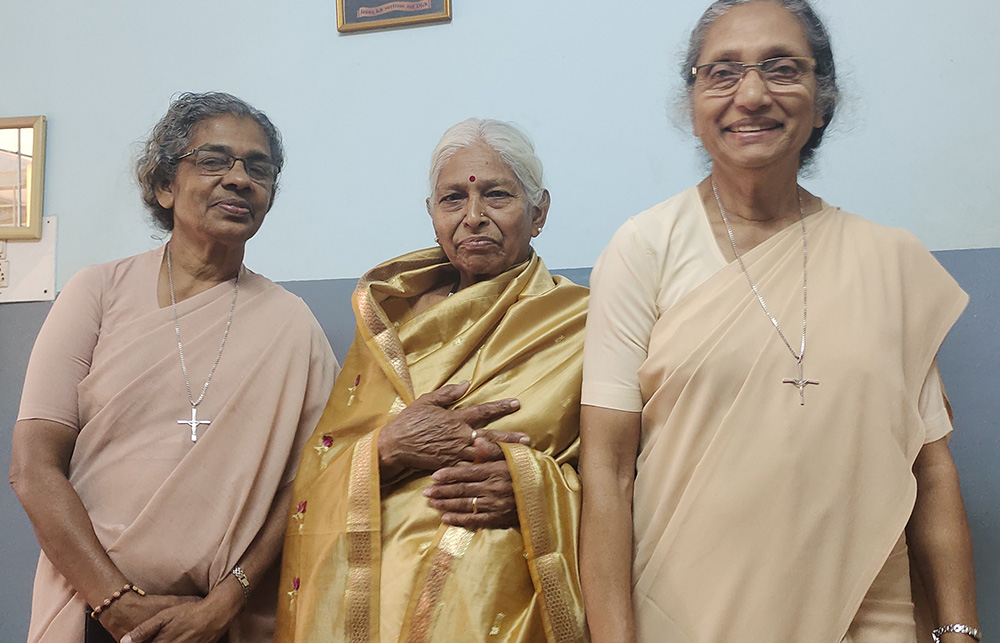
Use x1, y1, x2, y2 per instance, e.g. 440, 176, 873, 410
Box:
345, 432, 380, 643
505, 443, 587, 643
402, 527, 476, 643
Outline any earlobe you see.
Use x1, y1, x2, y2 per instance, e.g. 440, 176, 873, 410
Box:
155, 182, 175, 210
531, 190, 550, 236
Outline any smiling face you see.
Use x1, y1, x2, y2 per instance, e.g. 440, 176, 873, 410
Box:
692, 1, 824, 173
155, 115, 275, 248
428, 141, 548, 290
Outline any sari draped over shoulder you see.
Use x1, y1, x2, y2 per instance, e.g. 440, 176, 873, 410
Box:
631, 209, 967, 642
21, 248, 337, 643
277, 248, 589, 643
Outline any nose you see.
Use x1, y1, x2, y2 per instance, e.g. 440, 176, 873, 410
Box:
463, 195, 488, 228
732, 68, 772, 110
222, 159, 253, 189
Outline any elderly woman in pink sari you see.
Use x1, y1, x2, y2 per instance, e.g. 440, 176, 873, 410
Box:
10, 92, 337, 643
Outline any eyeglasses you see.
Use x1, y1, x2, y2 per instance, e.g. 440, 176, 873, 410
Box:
691, 56, 816, 95
176, 147, 278, 185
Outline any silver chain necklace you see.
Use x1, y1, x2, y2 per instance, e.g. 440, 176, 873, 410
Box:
711, 176, 818, 405
167, 244, 240, 441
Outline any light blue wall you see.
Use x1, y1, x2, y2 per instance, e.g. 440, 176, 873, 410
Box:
1, 0, 998, 289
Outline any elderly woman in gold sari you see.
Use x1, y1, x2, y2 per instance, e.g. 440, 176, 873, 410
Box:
276, 118, 589, 643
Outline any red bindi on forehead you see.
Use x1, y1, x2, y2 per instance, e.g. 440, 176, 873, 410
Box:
469, 175, 476, 183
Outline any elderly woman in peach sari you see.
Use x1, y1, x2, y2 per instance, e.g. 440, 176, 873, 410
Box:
579, 2, 980, 642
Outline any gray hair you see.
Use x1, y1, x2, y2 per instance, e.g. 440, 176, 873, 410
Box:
428, 118, 546, 210
135, 91, 285, 232
682, 0, 840, 169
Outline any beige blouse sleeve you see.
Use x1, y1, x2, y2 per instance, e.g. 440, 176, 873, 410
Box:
582, 219, 661, 413
919, 358, 954, 444
17, 265, 105, 430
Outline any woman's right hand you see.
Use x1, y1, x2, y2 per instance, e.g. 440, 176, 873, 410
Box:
97, 593, 199, 640
377, 381, 525, 478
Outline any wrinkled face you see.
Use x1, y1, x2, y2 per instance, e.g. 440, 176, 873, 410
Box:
155, 115, 275, 246
692, 1, 824, 172
428, 141, 547, 289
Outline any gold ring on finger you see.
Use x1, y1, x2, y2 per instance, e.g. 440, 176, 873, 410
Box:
472, 497, 479, 514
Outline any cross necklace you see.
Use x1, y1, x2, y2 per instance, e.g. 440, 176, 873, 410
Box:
167, 244, 240, 441
712, 177, 818, 405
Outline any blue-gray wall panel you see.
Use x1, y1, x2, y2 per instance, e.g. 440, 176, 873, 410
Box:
935, 248, 999, 629
1, 302, 56, 640
0, 255, 994, 640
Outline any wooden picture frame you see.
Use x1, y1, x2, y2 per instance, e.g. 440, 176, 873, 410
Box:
0, 115, 46, 240
337, 0, 451, 33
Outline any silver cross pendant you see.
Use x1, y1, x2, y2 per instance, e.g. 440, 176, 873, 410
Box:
178, 406, 211, 442
782, 360, 819, 406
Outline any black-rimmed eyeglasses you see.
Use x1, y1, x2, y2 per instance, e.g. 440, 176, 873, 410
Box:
176, 147, 278, 185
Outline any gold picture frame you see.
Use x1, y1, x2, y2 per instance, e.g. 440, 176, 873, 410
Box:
0, 115, 46, 240
337, 0, 451, 33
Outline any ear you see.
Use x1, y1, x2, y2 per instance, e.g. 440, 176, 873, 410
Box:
529, 190, 550, 237
154, 180, 175, 211
690, 101, 702, 137
426, 197, 433, 216
813, 105, 825, 128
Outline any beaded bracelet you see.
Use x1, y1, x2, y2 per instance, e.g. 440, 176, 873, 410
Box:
89, 582, 146, 619
932, 624, 983, 643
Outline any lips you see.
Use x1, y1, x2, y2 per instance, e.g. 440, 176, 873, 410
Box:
724, 119, 782, 134
457, 236, 500, 250
215, 199, 252, 216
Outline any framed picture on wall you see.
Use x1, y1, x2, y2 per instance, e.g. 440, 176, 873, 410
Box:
0, 115, 46, 240
337, 0, 451, 33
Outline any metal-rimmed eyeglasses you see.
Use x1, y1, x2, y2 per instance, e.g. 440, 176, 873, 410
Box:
691, 56, 816, 96
176, 147, 278, 185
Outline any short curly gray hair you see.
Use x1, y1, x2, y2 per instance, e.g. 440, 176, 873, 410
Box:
682, 0, 840, 169
135, 92, 285, 232
428, 118, 546, 211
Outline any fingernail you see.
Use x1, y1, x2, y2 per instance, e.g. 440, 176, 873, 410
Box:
509, 399, 521, 409
519, 436, 531, 444
423, 487, 433, 496
458, 380, 470, 387
122, 636, 133, 643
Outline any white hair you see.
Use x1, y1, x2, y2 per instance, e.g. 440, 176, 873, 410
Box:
428, 118, 546, 209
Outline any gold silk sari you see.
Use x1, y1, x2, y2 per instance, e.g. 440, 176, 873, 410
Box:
276, 248, 589, 643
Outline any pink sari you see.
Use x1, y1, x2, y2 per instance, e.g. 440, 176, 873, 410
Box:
20, 248, 337, 642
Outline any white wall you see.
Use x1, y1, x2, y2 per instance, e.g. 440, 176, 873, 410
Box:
2, 0, 998, 288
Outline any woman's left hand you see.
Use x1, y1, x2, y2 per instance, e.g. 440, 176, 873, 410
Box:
423, 437, 519, 529
119, 593, 236, 643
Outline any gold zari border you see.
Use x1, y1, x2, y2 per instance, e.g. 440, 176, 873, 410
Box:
508, 445, 584, 643
404, 526, 475, 643
346, 433, 377, 643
